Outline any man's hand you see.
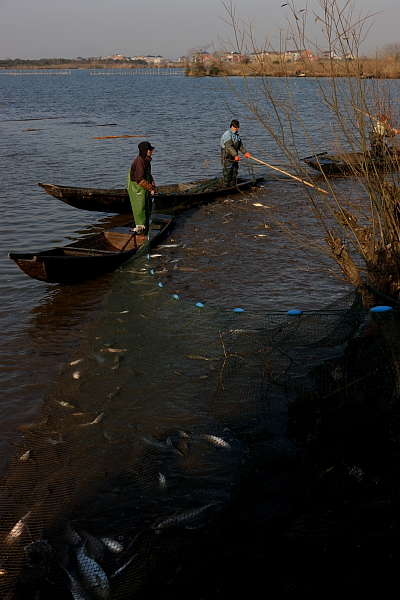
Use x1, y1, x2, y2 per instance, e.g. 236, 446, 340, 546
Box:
150, 189, 155, 195
244, 152, 251, 159
234, 155, 240, 162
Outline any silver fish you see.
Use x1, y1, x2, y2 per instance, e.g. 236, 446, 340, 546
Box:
185, 354, 220, 361
110, 553, 137, 578
196, 434, 231, 449
158, 472, 167, 488
4, 511, 31, 544
100, 536, 124, 553
75, 540, 111, 600
153, 504, 216, 530
19, 450, 31, 461
70, 358, 84, 366
100, 348, 128, 353
57, 400, 75, 408
79, 413, 104, 426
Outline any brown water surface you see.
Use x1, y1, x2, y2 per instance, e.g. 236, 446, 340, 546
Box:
0, 70, 353, 476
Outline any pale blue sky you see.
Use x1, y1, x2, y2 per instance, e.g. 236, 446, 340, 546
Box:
0, 0, 399, 60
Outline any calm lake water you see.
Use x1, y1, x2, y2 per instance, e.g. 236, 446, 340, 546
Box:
0, 69, 353, 477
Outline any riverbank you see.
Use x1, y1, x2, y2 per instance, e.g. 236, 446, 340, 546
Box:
2, 57, 400, 78
186, 58, 400, 79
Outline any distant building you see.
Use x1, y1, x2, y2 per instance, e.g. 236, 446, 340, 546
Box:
321, 50, 342, 60
283, 50, 301, 61
192, 51, 215, 63
249, 51, 279, 61
301, 50, 314, 60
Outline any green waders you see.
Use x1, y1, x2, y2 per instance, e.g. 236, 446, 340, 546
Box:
126, 169, 152, 228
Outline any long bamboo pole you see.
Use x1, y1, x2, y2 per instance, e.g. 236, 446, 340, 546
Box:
92, 135, 149, 139
247, 155, 329, 194
353, 107, 379, 121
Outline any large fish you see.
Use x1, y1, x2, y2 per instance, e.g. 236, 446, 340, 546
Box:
59, 564, 91, 600
75, 539, 111, 600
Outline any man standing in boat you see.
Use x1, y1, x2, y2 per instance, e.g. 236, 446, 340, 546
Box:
369, 114, 399, 159
220, 120, 251, 187
127, 141, 155, 233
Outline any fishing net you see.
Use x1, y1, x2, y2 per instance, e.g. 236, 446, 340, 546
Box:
2, 236, 400, 598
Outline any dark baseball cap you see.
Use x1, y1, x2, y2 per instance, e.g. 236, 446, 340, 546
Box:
138, 141, 154, 152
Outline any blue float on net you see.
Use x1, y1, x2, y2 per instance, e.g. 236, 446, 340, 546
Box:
233, 308, 244, 313
370, 306, 393, 313
196, 302, 204, 308
287, 309, 303, 316
158, 282, 163, 288
150, 269, 154, 275
173, 294, 180, 300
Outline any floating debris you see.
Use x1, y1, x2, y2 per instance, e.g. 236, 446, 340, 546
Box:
73, 371, 81, 379
19, 450, 31, 461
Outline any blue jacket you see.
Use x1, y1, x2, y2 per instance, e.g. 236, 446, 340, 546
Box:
220, 128, 247, 157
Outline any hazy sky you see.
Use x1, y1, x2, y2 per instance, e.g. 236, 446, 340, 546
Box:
0, 0, 399, 60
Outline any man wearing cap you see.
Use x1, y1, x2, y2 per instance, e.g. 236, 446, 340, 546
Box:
369, 114, 399, 159
127, 141, 155, 234
220, 119, 251, 187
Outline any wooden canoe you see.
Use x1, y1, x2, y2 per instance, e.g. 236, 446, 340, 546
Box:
8, 214, 173, 284
37, 177, 265, 214
303, 151, 400, 175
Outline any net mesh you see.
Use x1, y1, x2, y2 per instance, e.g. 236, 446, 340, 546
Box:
2, 240, 400, 598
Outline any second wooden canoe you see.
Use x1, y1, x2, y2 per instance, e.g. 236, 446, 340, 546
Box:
37, 177, 264, 214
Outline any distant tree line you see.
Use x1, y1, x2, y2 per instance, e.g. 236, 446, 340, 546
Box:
0, 58, 148, 69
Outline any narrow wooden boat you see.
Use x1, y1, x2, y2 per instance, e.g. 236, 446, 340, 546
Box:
303, 151, 400, 175
8, 214, 173, 284
37, 177, 264, 214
